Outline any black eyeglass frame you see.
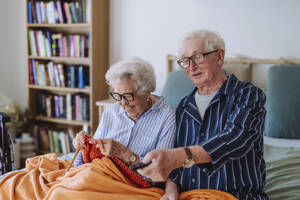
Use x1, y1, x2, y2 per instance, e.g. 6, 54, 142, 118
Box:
177, 49, 219, 69
109, 89, 139, 102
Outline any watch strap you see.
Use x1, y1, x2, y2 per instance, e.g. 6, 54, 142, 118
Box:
183, 147, 193, 159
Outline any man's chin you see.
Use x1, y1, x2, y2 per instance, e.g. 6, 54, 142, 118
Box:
191, 78, 205, 86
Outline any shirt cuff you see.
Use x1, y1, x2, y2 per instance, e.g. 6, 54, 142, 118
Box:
74, 151, 84, 167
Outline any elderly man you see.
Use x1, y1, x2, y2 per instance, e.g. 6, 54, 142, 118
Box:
139, 30, 268, 200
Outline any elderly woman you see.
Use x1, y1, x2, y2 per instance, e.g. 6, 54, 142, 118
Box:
73, 57, 178, 199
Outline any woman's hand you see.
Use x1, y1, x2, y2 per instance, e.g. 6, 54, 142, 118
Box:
96, 138, 139, 164
72, 130, 87, 150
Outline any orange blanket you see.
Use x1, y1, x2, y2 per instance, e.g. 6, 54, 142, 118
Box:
0, 153, 237, 200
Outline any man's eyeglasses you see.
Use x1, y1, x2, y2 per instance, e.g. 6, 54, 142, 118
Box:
110, 90, 138, 102
177, 49, 219, 69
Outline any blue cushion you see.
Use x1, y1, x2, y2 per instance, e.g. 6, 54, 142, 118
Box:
265, 65, 300, 139
161, 69, 195, 110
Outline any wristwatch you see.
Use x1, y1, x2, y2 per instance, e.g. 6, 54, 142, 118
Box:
182, 147, 195, 168
129, 154, 137, 163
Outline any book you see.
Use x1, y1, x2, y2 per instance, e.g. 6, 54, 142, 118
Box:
28, 30, 37, 56
48, 130, 55, 152
66, 93, 72, 120
59, 132, 67, 154
31, 59, 38, 85
56, 1, 64, 23
66, 65, 76, 88
57, 64, 66, 87
70, 2, 78, 23
28, 59, 34, 84
39, 127, 50, 151
31, 0, 37, 23
46, 95, 52, 117
77, 65, 84, 88
28, 1, 33, 23
46, 62, 55, 86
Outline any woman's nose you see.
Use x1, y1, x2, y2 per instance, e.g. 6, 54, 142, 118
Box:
118, 98, 128, 106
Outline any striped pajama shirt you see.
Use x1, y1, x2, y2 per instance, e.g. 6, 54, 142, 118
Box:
170, 74, 268, 200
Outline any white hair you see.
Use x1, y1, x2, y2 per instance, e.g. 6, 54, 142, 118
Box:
180, 29, 226, 52
105, 57, 156, 95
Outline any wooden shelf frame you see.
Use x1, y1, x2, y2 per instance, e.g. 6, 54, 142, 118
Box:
167, 54, 300, 74
26, 0, 109, 133
35, 115, 90, 126
29, 85, 90, 93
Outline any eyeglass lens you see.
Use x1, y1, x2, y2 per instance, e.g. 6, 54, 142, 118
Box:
110, 92, 134, 102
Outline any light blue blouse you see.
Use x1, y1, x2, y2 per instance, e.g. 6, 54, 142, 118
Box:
74, 96, 176, 166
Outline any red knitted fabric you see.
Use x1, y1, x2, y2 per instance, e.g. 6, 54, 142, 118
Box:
81, 136, 151, 188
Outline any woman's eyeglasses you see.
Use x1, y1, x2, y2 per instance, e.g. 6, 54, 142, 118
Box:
110, 89, 138, 102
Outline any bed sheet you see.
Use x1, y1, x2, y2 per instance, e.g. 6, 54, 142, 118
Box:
264, 142, 300, 200
264, 136, 300, 148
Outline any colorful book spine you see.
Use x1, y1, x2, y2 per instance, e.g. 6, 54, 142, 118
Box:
28, 1, 33, 23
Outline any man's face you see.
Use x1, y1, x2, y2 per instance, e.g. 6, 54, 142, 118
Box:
180, 38, 224, 88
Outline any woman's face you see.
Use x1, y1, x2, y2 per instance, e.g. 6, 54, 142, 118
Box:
113, 79, 150, 121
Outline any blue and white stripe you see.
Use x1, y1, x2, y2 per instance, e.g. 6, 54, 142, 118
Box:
74, 96, 176, 166
170, 74, 268, 200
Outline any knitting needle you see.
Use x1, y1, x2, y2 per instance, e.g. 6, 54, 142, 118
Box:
66, 149, 80, 172
99, 139, 105, 151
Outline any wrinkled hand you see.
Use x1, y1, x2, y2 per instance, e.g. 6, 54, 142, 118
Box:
138, 149, 176, 182
161, 193, 177, 200
160, 178, 178, 200
96, 138, 134, 163
72, 130, 87, 150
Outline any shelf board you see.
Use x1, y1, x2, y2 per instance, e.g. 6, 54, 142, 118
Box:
28, 56, 90, 65
27, 23, 90, 28
29, 85, 90, 93
35, 115, 90, 126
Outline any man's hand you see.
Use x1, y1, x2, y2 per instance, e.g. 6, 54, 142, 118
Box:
72, 130, 87, 150
160, 178, 178, 200
138, 149, 180, 182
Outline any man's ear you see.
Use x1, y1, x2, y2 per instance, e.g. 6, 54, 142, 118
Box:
217, 49, 225, 67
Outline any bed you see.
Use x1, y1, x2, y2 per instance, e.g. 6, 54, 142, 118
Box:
1, 55, 300, 199
163, 55, 300, 200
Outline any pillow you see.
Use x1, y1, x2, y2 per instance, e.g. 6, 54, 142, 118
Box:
264, 65, 300, 139
161, 69, 195, 109
222, 62, 251, 81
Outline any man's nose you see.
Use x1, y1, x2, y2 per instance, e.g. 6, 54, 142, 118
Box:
189, 59, 198, 71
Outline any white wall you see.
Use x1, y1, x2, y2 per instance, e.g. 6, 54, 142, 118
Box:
0, 1, 27, 109
0, 0, 299, 110
110, 0, 300, 93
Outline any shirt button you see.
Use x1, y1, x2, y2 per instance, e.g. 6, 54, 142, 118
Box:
200, 132, 205, 136
203, 169, 208, 173
192, 178, 196, 183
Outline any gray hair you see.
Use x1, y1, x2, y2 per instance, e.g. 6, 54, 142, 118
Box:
105, 57, 156, 95
180, 29, 226, 52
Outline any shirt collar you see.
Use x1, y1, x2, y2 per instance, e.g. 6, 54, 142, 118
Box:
181, 74, 239, 108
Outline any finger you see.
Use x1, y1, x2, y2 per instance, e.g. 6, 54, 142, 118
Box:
142, 150, 157, 164
79, 130, 86, 135
96, 143, 105, 152
137, 161, 153, 176
160, 196, 169, 200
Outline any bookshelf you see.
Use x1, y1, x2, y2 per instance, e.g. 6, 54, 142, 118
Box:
25, 0, 109, 154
